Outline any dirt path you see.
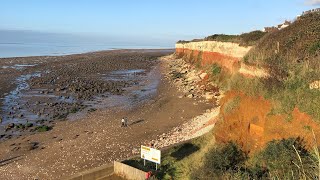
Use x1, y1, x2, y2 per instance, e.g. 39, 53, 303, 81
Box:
0, 52, 212, 180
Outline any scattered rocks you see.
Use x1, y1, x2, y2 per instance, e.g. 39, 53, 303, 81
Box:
204, 92, 215, 100
200, 72, 208, 79
152, 55, 223, 149
151, 107, 219, 149
187, 94, 194, 98
5, 123, 15, 131
165, 57, 223, 102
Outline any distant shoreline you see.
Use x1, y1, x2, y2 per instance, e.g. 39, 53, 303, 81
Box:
0, 43, 174, 58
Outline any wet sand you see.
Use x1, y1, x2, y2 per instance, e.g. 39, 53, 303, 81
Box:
0, 50, 213, 179
0, 49, 171, 139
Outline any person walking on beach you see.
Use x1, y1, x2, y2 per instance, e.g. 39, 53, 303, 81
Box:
121, 117, 129, 127
121, 117, 126, 127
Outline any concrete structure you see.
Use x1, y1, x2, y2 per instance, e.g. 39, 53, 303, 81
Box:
67, 164, 114, 180
67, 161, 149, 180
114, 161, 148, 180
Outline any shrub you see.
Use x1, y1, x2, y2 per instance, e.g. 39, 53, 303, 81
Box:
205, 34, 240, 43
239, 31, 267, 46
36, 125, 51, 132
25, 122, 33, 128
171, 71, 184, 80
308, 41, 320, 55
255, 137, 313, 179
206, 142, 247, 173
70, 107, 79, 114
204, 31, 266, 46
15, 123, 25, 129
210, 64, 221, 76
192, 142, 247, 179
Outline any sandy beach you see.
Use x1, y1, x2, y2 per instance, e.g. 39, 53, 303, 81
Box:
0, 50, 215, 179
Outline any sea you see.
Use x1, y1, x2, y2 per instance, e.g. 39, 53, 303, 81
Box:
0, 30, 173, 58
0, 43, 170, 58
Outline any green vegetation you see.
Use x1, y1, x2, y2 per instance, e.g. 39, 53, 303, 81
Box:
221, 56, 319, 120
210, 63, 221, 76
309, 41, 320, 55
239, 30, 268, 46
70, 107, 79, 114
245, 12, 320, 67
223, 96, 241, 114
126, 132, 216, 179
191, 142, 247, 179
226, 13, 320, 120
177, 30, 267, 47
170, 71, 185, 80
88, 108, 97, 112
169, 12, 320, 180
158, 137, 319, 179
204, 34, 240, 43
204, 31, 267, 47
15, 123, 25, 129
25, 122, 33, 128
53, 113, 68, 120
254, 138, 314, 178
36, 125, 51, 132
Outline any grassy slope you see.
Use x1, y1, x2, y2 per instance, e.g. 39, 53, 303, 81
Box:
246, 12, 320, 69
166, 12, 320, 180
243, 12, 320, 120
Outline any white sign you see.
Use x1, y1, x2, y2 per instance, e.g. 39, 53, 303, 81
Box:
141, 145, 161, 164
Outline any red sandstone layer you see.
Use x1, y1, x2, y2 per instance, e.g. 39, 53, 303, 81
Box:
176, 48, 240, 72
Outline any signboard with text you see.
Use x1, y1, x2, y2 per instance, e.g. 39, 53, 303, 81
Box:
141, 145, 161, 164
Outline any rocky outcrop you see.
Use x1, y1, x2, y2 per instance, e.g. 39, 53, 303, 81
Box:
146, 55, 222, 149
176, 41, 251, 72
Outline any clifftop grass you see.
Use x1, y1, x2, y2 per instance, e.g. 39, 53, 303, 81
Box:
177, 30, 267, 47
246, 12, 320, 69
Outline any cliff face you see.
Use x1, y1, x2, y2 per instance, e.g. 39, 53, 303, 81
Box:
175, 40, 319, 153
176, 41, 251, 72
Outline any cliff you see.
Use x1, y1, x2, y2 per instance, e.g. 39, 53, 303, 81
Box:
166, 11, 320, 180
176, 41, 251, 72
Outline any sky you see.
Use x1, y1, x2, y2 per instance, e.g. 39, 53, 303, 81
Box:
0, 0, 319, 46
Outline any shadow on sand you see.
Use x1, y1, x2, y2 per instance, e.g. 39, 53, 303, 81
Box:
130, 119, 145, 126
0, 156, 22, 167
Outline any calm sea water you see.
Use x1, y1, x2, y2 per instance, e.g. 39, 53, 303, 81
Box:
0, 43, 170, 58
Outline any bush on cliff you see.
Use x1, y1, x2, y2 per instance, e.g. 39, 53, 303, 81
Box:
239, 30, 267, 46
253, 137, 314, 179
190, 138, 319, 179
246, 137, 317, 179
204, 31, 267, 47
191, 142, 247, 179
204, 34, 240, 43
210, 63, 221, 76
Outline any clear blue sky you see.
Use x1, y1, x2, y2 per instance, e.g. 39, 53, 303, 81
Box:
0, 0, 319, 45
